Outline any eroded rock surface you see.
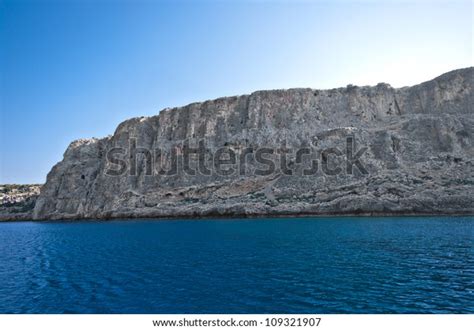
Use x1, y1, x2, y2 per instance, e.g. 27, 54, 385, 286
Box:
32, 67, 474, 220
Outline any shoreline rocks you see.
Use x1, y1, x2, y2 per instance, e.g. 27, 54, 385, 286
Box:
0, 184, 42, 221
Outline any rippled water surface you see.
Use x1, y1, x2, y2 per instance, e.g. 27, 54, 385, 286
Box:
0, 217, 473, 313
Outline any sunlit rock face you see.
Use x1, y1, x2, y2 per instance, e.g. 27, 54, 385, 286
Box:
33, 67, 473, 220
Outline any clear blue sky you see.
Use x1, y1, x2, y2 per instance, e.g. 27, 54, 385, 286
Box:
0, 0, 472, 183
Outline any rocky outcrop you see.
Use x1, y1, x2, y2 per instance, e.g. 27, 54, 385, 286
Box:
0, 184, 42, 221
31, 67, 474, 220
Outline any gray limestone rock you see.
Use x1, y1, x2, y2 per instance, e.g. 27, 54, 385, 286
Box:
31, 67, 474, 220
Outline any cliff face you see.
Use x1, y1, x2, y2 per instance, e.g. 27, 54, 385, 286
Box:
33, 68, 474, 220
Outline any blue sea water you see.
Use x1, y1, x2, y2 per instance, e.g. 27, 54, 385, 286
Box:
0, 217, 472, 314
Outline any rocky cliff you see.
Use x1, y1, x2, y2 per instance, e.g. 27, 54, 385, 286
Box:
32, 67, 473, 220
